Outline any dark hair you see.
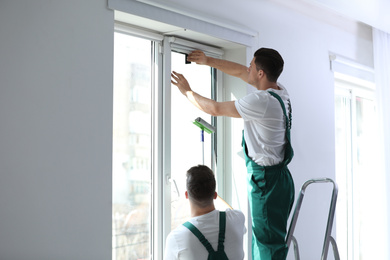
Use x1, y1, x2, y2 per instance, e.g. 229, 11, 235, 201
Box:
186, 165, 216, 208
254, 48, 284, 82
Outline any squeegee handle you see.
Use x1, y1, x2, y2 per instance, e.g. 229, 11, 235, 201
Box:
201, 129, 204, 164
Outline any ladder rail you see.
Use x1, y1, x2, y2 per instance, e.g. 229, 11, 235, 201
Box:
329, 236, 340, 260
321, 179, 338, 260
291, 236, 301, 260
286, 178, 340, 260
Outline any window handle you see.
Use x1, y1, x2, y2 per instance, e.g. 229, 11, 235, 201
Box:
167, 176, 180, 197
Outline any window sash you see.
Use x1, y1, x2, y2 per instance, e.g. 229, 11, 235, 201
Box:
113, 26, 225, 259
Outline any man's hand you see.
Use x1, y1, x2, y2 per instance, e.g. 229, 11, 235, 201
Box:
187, 50, 208, 65
171, 71, 241, 118
171, 71, 192, 96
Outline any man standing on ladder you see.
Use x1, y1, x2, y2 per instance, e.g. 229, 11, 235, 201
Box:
171, 48, 294, 260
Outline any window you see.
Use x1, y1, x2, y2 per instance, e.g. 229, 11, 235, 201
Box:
112, 32, 154, 259
169, 51, 216, 230
112, 26, 225, 260
334, 74, 378, 260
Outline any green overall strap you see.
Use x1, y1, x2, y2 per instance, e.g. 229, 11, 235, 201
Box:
268, 91, 291, 139
268, 91, 294, 165
183, 221, 215, 254
217, 211, 226, 252
182, 212, 227, 254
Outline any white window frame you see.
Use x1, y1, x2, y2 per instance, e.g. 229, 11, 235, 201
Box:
332, 54, 376, 260
114, 23, 228, 259
161, 35, 225, 259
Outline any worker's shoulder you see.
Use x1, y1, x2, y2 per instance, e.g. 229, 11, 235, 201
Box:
240, 90, 271, 104
224, 208, 245, 221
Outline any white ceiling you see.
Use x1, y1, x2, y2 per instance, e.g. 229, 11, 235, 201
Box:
304, 0, 390, 33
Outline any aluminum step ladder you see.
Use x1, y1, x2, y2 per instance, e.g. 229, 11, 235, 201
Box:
286, 178, 341, 260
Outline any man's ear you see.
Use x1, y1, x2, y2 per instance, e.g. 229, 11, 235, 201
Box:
258, 69, 264, 78
213, 192, 218, 199
185, 191, 189, 199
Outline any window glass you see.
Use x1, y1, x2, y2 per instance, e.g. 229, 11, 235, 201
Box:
335, 83, 378, 260
352, 96, 377, 260
170, 51, 214, 230
112, 32, 152, 260
334, 93, 352, 260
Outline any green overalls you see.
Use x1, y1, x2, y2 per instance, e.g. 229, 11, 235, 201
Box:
183, 211, 229, 260
242, 91, 295, 260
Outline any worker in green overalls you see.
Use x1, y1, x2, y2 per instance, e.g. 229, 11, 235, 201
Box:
171, 48, 295, 259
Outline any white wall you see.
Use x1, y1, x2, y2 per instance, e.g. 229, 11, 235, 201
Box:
310, 0, 390, 34
0, 1, 114, 259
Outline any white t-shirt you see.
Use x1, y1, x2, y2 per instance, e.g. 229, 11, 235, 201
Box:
235, 83, 290, 166
164, 209, 246, 260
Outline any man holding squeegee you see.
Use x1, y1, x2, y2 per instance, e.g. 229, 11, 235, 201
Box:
171, 48, 294, 260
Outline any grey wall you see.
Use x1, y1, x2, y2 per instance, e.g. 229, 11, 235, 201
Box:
0, 1, 114, 259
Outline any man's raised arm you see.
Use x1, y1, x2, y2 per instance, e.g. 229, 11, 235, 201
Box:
187, 50, 249, 83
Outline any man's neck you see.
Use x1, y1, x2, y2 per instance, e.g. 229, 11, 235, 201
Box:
256, 80, 279, 91
190, 204, 216, 217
